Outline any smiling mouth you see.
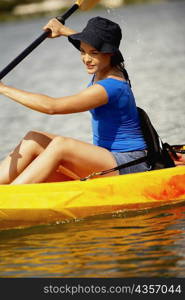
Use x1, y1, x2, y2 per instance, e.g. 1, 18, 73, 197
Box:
86, 65, 95, 68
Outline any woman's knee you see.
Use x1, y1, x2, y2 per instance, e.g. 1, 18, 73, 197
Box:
24, 130, 49, 143
24, 130, 38, 139
17, 131, 50, 156
24, 131, 52, 149
50, 136, 75, 157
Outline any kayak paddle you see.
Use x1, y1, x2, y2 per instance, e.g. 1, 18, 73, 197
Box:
0, 0, 100, 80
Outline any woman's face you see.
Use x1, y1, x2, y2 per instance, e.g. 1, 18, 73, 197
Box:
80, 42, 112, 75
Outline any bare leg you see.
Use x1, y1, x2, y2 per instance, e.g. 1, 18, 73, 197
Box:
0, 131, 57, 184
11, 136, 119, 184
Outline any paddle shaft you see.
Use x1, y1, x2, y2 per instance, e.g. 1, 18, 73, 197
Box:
0, 4, 79, 80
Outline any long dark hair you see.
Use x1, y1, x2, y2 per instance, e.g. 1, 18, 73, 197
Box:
111, 52, 131, 88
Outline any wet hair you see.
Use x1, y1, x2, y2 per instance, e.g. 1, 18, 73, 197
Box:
111, 52, 131, 88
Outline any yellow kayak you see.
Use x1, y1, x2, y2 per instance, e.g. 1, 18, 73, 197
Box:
0, 165, 185, 230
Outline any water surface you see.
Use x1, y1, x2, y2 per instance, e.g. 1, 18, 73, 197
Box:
0, 203, 185, 277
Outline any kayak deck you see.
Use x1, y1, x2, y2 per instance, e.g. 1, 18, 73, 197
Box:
0, 166, 185, 230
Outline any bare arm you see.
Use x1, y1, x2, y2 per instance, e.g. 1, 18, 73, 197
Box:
0, 82, 108, 114
51, 84, 108, 114
0, 19, 108, 114
0, 82, 55, 114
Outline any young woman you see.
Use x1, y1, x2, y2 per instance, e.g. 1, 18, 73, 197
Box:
0, 17, 150, 185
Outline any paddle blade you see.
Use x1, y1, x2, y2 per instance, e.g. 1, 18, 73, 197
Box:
76, 0, 101, 11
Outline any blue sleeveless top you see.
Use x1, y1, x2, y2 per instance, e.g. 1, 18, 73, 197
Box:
89, 78, 147, 152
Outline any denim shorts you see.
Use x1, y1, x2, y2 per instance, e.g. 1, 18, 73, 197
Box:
111, 150, 151, 175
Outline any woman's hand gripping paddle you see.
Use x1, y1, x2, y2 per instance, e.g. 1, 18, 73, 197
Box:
0, 0, 100, 80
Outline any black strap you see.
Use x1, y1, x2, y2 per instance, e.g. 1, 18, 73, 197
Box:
101, 156, 147, 175
80, 155, 147, 181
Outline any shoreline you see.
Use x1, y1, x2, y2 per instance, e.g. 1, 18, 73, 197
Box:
0, 0, 167, 23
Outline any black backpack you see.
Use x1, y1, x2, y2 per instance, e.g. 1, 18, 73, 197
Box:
137, 107, 176, 169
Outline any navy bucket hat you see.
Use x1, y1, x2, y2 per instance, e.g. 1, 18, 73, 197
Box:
68, 16, 123, 61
